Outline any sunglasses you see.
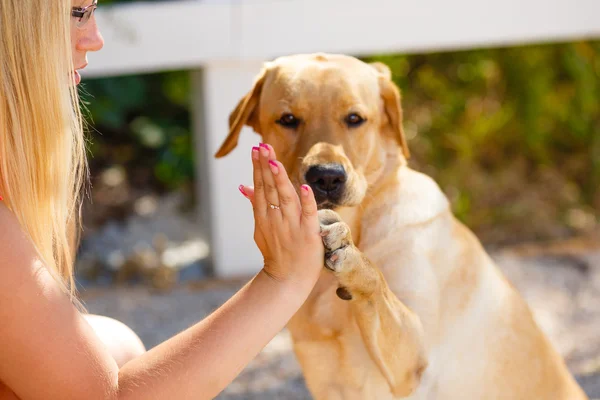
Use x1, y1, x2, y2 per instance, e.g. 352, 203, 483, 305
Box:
71, 0, 98, 28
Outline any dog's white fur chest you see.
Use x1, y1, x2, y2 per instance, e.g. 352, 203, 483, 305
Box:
290, 167, 584, 399
295, 167, 515, 399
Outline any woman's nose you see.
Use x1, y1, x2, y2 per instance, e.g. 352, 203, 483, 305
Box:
77, 17, 104, 53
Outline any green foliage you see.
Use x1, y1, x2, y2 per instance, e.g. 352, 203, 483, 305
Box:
81, 70, 194, 192
364, 40, 600, 244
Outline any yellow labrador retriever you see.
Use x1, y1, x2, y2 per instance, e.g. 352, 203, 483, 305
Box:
215, 53, 588, 399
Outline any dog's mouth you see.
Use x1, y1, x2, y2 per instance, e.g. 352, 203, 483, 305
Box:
317, 201, 338, 210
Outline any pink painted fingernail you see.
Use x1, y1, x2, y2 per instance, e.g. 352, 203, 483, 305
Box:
259, 143, 270, 157
301, 184, 310, 195
268, 160, 279, 175
239, 185, 249, 198
251, 146, 259, 160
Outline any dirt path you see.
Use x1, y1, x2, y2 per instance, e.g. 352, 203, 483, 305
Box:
80, 244, 600, 399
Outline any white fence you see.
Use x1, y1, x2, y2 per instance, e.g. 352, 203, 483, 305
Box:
84, 0, 600, 278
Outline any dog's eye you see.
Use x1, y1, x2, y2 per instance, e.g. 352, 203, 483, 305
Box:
276, 113, 301, 129
345, 113, 365, 128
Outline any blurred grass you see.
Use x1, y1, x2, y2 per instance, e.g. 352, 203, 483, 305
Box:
82, 40, 600, 246
365, 40, 600, 245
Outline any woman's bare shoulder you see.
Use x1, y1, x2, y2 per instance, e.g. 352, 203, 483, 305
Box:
0, 202, 119, 399
0, 201, 21, 234
0, 202, 40, 288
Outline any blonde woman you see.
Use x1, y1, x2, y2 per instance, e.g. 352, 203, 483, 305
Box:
0, 0, 324, 398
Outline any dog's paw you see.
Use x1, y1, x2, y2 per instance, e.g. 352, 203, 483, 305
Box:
318, 210, 365, 301
318, 211, 380, 302
318, 209, 353, 273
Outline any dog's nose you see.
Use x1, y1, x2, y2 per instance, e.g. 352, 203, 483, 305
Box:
305, 164, 347, 202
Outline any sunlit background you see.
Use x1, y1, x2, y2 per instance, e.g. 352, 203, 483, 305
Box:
75, 1, 600, 398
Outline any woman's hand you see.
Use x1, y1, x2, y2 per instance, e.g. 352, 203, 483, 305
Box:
239, 143, 324, 291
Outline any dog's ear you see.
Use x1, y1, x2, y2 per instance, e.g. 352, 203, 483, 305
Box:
214, 66, 269, 158
369, 61, 392, 80
372, 63, 410, 159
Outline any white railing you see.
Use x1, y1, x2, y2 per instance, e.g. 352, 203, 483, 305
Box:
84, 0, 600, 278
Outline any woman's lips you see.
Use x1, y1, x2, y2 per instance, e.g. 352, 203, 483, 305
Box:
73, 63, 87, 85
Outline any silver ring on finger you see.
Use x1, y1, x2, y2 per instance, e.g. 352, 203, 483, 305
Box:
268, 202, 280, 210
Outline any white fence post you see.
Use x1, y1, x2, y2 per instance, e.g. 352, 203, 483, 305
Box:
191, 61, 266, 278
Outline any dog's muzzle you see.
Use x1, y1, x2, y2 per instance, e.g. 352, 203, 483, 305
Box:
305, 163, 347, 208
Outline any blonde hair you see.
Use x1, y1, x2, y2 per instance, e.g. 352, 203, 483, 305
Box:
0, 0, 88, 300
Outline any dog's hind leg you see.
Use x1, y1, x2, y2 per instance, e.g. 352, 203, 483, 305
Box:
318, 209, 428, 398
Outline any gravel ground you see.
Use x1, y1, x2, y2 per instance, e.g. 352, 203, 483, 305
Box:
80, 244, 600, 399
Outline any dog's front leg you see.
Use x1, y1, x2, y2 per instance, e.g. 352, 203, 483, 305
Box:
318, 210, 428, 398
